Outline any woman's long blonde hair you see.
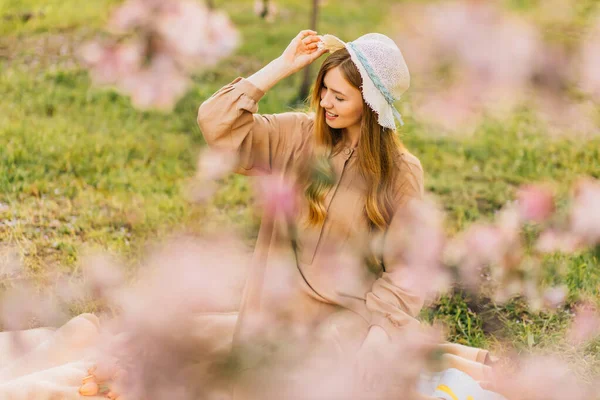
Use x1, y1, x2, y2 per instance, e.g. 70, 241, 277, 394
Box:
304, 48, 406, 231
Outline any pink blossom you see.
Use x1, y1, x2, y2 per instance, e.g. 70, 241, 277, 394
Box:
490, 354, 591, 400
516, 184, 555, 223
445, 203, 529, 302
533, 91, 599, 138
394, 1, 541, 132
0, 285, 66, 331
391, 1, 600, 137
535, 229, 582, 254
388, 196, 450, 299
81, 252, 125, 300
155, 2, 240, 69
79, 40, 144, 86
542, 285, 568, 309
85, 235, 252, 399
570, 177, 600, 245
108, 0, 152, 33
53, 274, 87, 304
254, 175, 299, 222
567, 302, 600, 346
183, 178, 217, 204
496, 205, 522, 243
196, 147, 238, 181
119, 54, 190, 111
411, 83, 483, 135
121, 234, 250, 317
195, 9, 241, 65
438, 2, 539, 101
312, 243, 365, 298
185, 148, 238, 202
579, 17, 600, 101
466, 224, 506, 264
445, 223, 505, 289
80, 0, 240, 112
154, 0, 212, 57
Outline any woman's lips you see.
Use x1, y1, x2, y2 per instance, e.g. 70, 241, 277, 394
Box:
325, 111, 338, 120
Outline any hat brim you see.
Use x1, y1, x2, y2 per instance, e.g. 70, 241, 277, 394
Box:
345, 45, 397, 130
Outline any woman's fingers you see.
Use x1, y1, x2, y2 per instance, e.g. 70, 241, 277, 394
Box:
302, 35, 321, 45
309, 46, 327, 59
296, 30, 317, 44
301, 36, 322, 55
299, 32, 320, 48
298, 29, 317, 38
308, 47, 327, 61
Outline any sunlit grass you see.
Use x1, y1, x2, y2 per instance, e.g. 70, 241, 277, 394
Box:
0, 0, 598, 373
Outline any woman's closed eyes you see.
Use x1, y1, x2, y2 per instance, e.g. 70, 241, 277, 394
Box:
322, 86, 345, 102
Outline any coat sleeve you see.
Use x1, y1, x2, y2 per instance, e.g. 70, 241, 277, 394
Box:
365, 155, 426, 340
197, 76, 312, 176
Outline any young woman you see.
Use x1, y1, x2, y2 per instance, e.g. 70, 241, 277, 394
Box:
0, 30, 502, 400
197, 30, 503, 400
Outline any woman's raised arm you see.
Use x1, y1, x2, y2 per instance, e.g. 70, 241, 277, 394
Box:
197, 30, 327, 175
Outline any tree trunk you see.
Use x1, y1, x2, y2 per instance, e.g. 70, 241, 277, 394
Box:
296, 0, 319, 105
260, 0, 269, 18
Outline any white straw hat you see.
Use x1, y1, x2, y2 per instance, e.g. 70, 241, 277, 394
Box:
317, 33, 410, 130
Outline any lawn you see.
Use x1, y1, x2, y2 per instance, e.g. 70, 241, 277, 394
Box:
1, 0, 599, 377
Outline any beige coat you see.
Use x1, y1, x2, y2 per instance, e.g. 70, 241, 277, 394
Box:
198, 76, 425, 345
197, 77, 491, 397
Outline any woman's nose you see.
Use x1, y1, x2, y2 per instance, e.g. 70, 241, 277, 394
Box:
320, 96, 331, 109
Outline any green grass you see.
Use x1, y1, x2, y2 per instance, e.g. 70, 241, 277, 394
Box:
0, 0, 121, 35
1, 0, 599, 377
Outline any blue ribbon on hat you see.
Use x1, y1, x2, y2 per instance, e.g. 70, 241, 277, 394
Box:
347, 41, 404, 126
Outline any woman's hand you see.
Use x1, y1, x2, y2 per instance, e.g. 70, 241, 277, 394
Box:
246, 30, 327, 93
279, 30, 328, 74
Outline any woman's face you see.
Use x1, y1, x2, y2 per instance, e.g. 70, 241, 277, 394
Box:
319, 66, 363, 130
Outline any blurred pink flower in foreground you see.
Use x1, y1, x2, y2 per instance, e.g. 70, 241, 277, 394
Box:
542, 285, 568, 309
196, 147, 238, 182
79, 0, 240, 111
155, 2, 240, 68
389, 196, 449, 300
3, 174, 600, 397
516, 184, 555, 223
395, 1, 541, 133
567, 302, 600, 346
570, 177, 600, 246
393, 1, 600, 136
120, 54, 190, 111
185, 147, 239, 202
0, 284, 65, 332
79, 40, 145, 86
90, 234, 251, 400
108, 0, 153, 32
579, 16, 600, 102
535, 229, 582, 254
445, 222, 506, 289
491, 354, 592, 400
120, 234, 250, 317
254, 175, 299, 222
81, 252, 125, 300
